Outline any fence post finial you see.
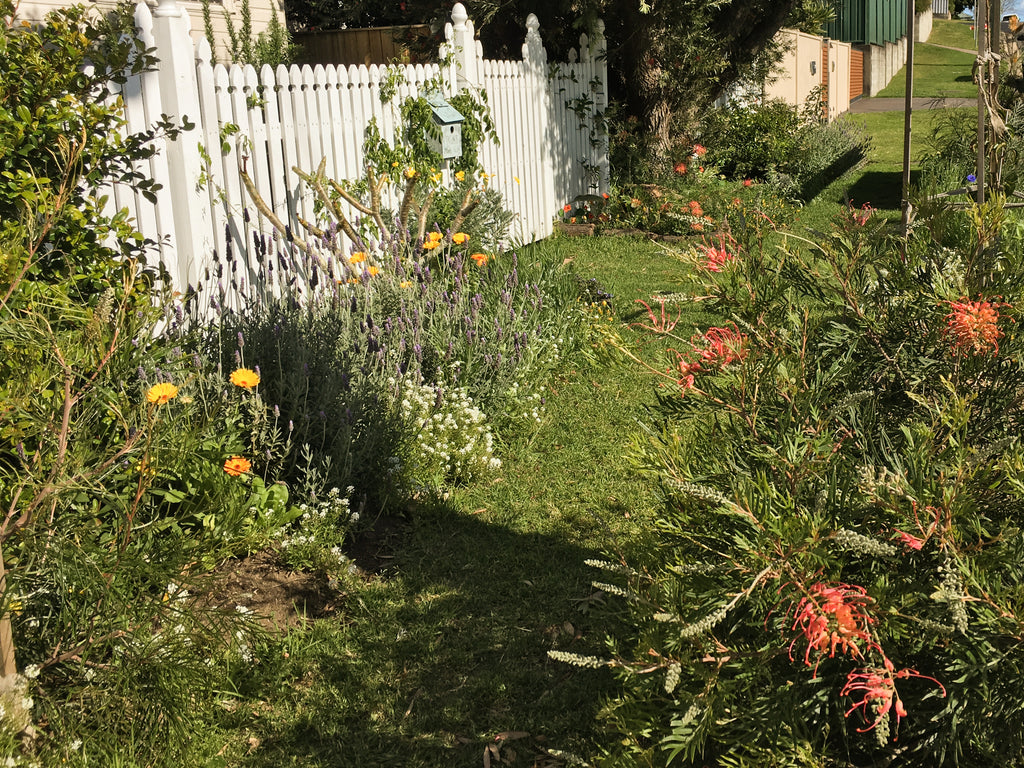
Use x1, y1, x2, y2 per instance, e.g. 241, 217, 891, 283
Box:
523, 13, 546, 67
444, 2, 480, 94
153, 0, 182, 18
452, 3, 468, 30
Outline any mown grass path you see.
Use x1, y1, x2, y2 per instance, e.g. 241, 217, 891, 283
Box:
221, 236, 685, 767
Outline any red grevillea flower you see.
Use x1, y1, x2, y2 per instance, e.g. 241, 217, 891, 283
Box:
895, 530, 925, 550
692, 325, 747, 367
841, 658, 945, 735
789, 582, 875, 670
945, 298, 1005, 356
700, 244, 734, 273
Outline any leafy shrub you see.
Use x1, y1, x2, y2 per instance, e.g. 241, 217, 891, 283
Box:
558, 190, 1024, 765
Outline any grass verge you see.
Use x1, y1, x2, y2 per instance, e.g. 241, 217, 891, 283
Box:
205, 235, 687, 768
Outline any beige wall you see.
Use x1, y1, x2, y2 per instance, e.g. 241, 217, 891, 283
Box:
766, 29, 851, 120
15, 0, 284, 63
766, 29, 824, 110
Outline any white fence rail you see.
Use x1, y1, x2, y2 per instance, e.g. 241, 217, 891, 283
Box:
103, 0, 608, 301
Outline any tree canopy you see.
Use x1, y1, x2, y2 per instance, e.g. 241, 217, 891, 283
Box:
281, 0, 833, 151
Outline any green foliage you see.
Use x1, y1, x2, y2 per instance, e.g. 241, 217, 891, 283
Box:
201, 0, 299, 66
697, 99, 870, 200
560, 184, 1024, 764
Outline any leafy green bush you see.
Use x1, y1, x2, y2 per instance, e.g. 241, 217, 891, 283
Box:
557, 191, 1024, 765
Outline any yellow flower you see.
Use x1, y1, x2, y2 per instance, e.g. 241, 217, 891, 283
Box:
428, 231, 444, 242
514, 176, 521, 184
452, 232, 470, 245
400, 280, 413, 288
223, 456, 251, 476
146, 382, 178, 405
430, 172, 443, 183
230, 368, 260, 389
422, 240, 441, 251
405, 167, 417, 179
367, 266, 380, 277
348, 252, 367, 264
455, 170, 465, 182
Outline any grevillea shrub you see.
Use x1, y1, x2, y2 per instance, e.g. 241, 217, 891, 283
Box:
555, 196, 1024, 766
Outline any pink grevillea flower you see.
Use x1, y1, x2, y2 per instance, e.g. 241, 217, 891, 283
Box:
841, 658, 945, 736
945, 298, 1006, 356
634, 299, 681, 335
850, 203, 873, 226
895, 530, 925, 550
700, 244, 734, 272
789, 582, 876, 671
692, 325, 747, 367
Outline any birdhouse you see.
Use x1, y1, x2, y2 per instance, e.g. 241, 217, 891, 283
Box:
425, 92, 464, 160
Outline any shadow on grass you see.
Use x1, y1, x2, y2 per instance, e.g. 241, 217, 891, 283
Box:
230, 501, 624, 768
842, 169, 922, 210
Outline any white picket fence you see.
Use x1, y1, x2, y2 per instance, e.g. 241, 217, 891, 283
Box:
100, 0, 608, 302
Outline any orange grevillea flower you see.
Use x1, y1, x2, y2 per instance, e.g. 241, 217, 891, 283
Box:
223, 456, 251, 476
693, 143, 707, 157
470, 253, 489, 266
691, 222, 704, 232
230, 368, 260, 389
688, 200, 703, 217
452, 232, 470, 245
674, 162, 687, 175
841, 658, 945, 734
945, 298, 1006, 356
146, 382, 179, 405
789, 582, 875, 671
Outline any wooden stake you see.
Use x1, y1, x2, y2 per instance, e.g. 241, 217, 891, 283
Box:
902, 0, 916, 232
0, 548, 17, 677
978, 0, 988, 204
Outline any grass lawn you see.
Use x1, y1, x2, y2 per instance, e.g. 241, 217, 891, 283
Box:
877, 42, 977, 98
211, 236, 688, 768
929, 17, 981, 50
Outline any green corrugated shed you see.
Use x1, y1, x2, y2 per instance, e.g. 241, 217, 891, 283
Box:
825, 0, 908, 46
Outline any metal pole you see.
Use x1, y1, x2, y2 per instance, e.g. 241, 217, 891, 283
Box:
902, 0, 915, 231
978, 0, 987, 204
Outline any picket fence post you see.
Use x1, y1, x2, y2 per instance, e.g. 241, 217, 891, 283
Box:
148, 0, 215, 294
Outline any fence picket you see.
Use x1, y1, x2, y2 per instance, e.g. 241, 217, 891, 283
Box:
108, 0, 609, 305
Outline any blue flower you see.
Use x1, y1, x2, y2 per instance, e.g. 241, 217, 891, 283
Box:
967, 174, 977, 183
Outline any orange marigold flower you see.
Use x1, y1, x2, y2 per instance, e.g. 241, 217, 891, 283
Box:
470, 253, 489, 266
223, 456, 251, 476
348, 252, 366, 264
146, 382, 179, 405
366, 266, 380, 277
422, 240, 441, 251
230, 368, 260, 389
946, 298, 1005, 356
452, 232, 470, 244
